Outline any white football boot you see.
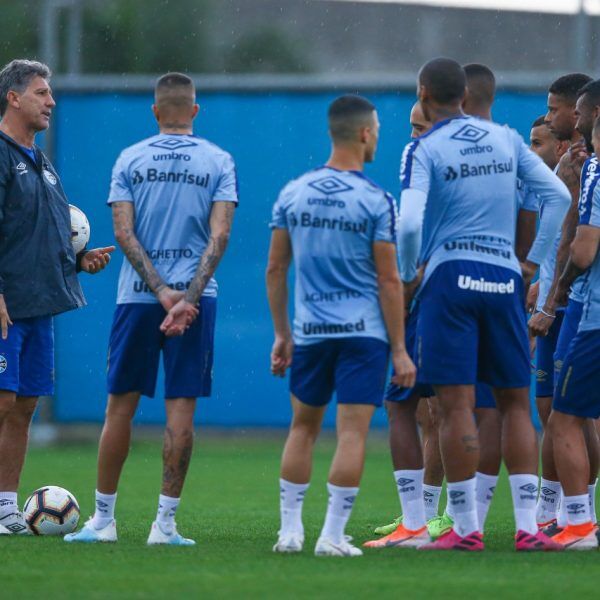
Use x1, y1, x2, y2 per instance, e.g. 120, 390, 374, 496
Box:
0, 523, 11, 535
0, 510, 31, 535
64, 518, 117, 543
273, 531, 304, 553
147, 521, 195, 546
314, 535, 363, 557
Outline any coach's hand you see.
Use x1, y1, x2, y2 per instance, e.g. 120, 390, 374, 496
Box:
160, 298, 199, 337
271, 334, 293, 377
81, 246, 115, 274
391, 348, 416, 389
0, 295, 12, 340
528, 309, 554, 338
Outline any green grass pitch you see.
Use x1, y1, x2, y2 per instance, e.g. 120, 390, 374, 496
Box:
3, 434, 600, 599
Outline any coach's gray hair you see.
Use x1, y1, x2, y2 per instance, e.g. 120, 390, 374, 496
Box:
0, 59, 51, 117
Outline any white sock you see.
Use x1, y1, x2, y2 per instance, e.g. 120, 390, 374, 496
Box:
91, 491, 117, 529
0, 492, 17, 516
394, 469, 426, 530
557, 489, 568, 527
564, 494, 591, 526
509, 474, 538, 535
423, 484, 442, 520
588, 479, 597, 524
475, 472, 498, 533
279, 478, 309, 536
319, 483, 358, 544
156, 494, 180, 533
536, 478, 561, 524
447, 478, 478, 537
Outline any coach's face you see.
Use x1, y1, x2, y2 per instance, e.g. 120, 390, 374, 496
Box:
545, 93, 576, 141
11, 76, 56, 132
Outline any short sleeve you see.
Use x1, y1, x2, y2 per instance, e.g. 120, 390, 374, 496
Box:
213, 153, 239, 204
269, 186, 290, 230
107, 153, 134, 205
400, 139, 431, 195
373, 192, 397, 243
579, 159, 600, 226
588, 183, 600, 228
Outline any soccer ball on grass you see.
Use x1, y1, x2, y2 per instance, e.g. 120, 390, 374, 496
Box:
23, 486, 80, 536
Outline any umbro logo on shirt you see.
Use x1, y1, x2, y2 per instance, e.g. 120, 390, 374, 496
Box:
16, 162, 28, 175
451, 124, 489, 144
149, 138, 198, 151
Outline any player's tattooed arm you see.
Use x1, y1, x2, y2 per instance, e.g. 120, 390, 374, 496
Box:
184, 201, 236, 305
545, 145, 587, 312
112, 202, 179, 309
555, 224, 600, 306
160, 201, 235, 337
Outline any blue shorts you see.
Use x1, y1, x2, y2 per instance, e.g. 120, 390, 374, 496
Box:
290, 337, 389, 407
475, 382, 496, 409
385, 306, 434, 403
553, 299, 584, 387
417, 260, 530, 388
107, 298, 217, 399
535, 309, 565, 397
553, 329, 600, 419
0, 317, 54, 396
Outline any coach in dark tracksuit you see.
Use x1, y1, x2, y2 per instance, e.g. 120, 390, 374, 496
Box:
0, 59, 114, 534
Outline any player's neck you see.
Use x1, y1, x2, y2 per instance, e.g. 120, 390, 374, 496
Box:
0, 118, 36, 148
569, 130, 583, 145
159, 123, 193, 135
428, 104, 464, 125
466, 108, 492, 121
326, 147, 364, 172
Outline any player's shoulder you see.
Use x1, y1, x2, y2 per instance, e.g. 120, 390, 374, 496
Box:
115, 135, 159, 164
347, 170, 395, 204
187, 135, 235, 163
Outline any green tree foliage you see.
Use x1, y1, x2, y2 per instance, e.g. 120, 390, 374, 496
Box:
224, 27, 311, 73
81, 0, 212, 73
0, 1, 39, 68
0, 0, 311, 74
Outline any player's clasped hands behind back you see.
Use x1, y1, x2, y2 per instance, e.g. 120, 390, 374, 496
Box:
157, 286, 199, 337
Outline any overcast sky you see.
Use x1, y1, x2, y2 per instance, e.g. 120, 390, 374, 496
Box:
325, 0, 596, 15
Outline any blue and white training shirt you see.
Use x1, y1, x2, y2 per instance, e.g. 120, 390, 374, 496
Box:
270, 166, 397, 345
578, 177, 600, 332
398, 115, 570, 285
108, 133, 238, 304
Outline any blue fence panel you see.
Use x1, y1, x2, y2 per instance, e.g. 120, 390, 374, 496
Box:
52, 90, 547, 426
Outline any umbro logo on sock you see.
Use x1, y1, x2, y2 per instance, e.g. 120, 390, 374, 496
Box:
397, 478, 416, 492
567, 503, 586, 514
519, 483, 537, 500
424, 491, 434, 498
343, 496, 356, 510
449, 490, 466, 505
541, 487, 557, 496
396, 478, 414, 487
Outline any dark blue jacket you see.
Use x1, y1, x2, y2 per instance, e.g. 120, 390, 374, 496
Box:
0, 130, 85, 319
